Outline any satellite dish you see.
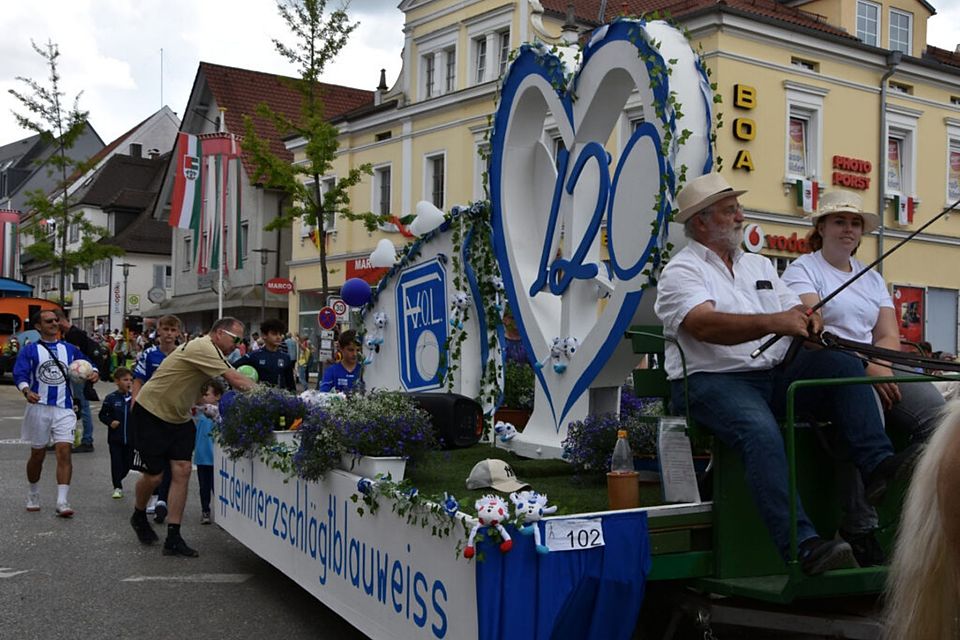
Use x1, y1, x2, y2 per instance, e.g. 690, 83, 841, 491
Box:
147, 287, 166, 304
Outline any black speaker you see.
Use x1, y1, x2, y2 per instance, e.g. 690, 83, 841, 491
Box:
408, 392, 482, 449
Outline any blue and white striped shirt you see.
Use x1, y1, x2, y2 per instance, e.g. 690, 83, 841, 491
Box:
13, 340, 94, 409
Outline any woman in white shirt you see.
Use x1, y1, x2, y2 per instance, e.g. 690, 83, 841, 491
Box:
782, 189, 944, 566
782, 189, 944, 441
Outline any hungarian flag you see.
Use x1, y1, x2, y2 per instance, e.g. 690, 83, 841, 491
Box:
895, 195, 915, 225
169, 133, 202, 230
796, 179, 819, 214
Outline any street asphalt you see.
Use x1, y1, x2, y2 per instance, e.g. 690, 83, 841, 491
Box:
0, 376, 367, 639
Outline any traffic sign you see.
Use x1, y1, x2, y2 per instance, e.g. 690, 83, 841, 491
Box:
332, 299, 348, 317
317, 306, 337, 330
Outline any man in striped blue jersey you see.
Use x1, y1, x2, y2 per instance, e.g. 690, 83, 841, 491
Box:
14, 308, 99, 517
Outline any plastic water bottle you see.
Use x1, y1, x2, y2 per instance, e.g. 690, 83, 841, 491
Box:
278, 415, 287, 431
610, 429, 633, 474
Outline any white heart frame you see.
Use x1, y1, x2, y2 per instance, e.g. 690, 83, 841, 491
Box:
489, 19, 714, 457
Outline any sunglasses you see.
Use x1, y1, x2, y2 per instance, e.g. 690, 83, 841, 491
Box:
221, 329, 243, 345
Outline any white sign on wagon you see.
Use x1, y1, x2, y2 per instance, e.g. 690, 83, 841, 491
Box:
214, 445, 478, 640
544, 518, 605, 552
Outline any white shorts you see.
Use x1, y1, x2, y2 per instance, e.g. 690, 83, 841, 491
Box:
21, 404, 76, 448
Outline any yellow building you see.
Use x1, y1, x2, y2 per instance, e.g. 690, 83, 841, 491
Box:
288, 0, 960, 353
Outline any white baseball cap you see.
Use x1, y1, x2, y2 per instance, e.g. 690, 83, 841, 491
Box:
465, 459, 530, 492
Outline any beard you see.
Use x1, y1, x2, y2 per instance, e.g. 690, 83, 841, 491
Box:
705, 219, 741, 253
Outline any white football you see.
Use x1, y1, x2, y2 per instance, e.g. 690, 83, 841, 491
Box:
68, 359, 93, 382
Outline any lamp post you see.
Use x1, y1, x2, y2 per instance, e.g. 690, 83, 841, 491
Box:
251, 248, 277, 325
118, 262, 135, 329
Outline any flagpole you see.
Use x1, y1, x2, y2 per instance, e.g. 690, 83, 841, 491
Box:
217, 109, 226, 319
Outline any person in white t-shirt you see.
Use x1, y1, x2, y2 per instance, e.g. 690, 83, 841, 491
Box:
655, 173, 906, 575
782, 190, 945, 566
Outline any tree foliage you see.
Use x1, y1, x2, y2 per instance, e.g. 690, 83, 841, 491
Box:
243, 0, 381, 300
9, 39, 123, 305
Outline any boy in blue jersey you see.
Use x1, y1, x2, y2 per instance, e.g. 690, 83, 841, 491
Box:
234, 318, 296, 391
14, 309, 99, 517
319, 330, 361, 393
132, 314, 182, 522
100, 367, 134, 499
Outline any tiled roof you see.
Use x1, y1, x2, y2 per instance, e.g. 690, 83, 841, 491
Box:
65, 114, 153, 185
198, 62, 375, 179
540, 0, 854, 40
75, 154, 166, 207
925, 44, 960, 69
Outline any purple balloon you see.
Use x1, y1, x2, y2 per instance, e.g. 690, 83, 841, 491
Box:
341, 278, 372, 307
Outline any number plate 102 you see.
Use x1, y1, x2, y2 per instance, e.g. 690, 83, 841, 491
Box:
544, 518, 605, 552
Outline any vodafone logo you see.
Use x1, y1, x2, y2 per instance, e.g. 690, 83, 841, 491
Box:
743, 223, 764, 253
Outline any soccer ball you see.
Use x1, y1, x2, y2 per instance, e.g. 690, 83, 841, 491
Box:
68, 359, 93, 382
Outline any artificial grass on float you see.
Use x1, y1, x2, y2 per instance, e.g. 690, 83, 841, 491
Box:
406, 444, 662, 516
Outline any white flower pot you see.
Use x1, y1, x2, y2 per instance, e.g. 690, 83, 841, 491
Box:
273, 430, 299, 446
339, 454, 406, 481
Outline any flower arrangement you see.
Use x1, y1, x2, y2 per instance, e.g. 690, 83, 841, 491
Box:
562, 410, 659, 474
502, 361, 534, 410
292, 409, 343, 481
216, 386, 308, 460
326, 391, 437, 461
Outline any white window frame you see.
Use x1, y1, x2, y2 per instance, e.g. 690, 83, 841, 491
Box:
240, 221, 249, 260
301, 177, 338, 240
424, 54, 436, 99
497, 29, 511, 77
415, 26, 457, 100
68, 221, 79, 244
946, 118, 960, 205
153, 264, 172, 289
474, 37, 487, 85
857, 0, 880, 47
444, 46, 456, 93
889, 8, 912, 55
423, 152, 446, 210
783, 81, 828, 183
885, 105, 920, 199
466, 7, 512, 87
182, 235, 192, 272
373, 164, 393, 218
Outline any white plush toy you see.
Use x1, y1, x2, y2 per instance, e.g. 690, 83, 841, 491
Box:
556, 336, 580, 373
463, 494, 513, 559
363, 312, 389, 366
489, 276, 505, 314
510, 490, 557, 554
494, 420, 517, 442
534, 337, 563, 371
449, 291, 471, 330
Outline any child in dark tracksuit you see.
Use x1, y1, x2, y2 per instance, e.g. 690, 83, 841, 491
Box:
99, 367, 134, 498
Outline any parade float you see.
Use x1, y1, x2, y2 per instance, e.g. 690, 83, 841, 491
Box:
215, 18, 910, 640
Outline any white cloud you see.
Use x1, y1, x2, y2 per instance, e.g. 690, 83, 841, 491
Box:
1, 0, 404, 144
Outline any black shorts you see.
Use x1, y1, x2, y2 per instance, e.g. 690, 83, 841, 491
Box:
131, 403, 195, 475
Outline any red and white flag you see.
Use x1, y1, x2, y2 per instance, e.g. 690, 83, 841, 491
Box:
0, 209, 20, 279
169, 133, 202, 230
195, 133, 240, 274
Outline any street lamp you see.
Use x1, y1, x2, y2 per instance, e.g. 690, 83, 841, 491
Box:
251, 248, 277, 325
118, 262, 135, 329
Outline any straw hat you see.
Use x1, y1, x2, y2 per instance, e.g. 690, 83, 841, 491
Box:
675, 173, 747, 223
807, 190, 880, 233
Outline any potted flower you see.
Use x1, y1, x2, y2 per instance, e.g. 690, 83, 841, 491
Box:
495, 360, 534, 429
217, 386, 308, 458
292, 409, 343, 481
561, 411, 658, 475
327, 391, 436, 480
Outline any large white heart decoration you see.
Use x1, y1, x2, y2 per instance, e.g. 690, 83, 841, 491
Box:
489, 19, 714, 457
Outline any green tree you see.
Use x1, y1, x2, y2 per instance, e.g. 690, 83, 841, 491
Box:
243, 0, 382, 302
9, 39, 123, 306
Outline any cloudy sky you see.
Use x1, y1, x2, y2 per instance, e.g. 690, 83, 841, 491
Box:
1, 0, 960, 144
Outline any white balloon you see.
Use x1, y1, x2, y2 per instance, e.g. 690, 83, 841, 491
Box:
369, 239, 396, 268
411, 200, 445, 236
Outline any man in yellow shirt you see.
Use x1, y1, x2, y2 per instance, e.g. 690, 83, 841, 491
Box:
129, 317, 255, 556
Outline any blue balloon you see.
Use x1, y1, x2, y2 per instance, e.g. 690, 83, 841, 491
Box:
341, 278, 372, 307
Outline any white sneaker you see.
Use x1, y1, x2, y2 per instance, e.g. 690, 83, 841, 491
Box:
146, 495, 158, 514
25, 493, 40, 512
55, 502, 74, 518
112, 488, 123, 499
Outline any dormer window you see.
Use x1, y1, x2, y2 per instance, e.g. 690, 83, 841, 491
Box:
856, 1, 880, 47
889, 9, 912, 55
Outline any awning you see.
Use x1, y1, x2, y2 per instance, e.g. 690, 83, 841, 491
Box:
142, 286, 290, 317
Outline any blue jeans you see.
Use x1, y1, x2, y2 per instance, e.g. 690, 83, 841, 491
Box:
673, 348, 894, 558
71, 380, 94, 446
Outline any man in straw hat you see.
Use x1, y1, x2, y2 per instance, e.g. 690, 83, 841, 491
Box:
654, 173, 912, 575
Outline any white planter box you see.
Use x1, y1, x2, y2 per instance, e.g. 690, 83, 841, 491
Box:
273, 430, 299, 446
339, 454, 406, 481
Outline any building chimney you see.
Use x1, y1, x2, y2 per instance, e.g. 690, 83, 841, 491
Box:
129, 143, 142, 158
375, 68, 389, 106
147, 148, 160, 160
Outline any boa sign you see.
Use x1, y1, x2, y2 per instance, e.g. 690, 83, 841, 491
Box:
489, 19, 714, 457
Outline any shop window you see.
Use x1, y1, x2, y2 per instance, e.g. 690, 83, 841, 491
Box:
889, 9, 912, 55
857, 1, 880, 47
